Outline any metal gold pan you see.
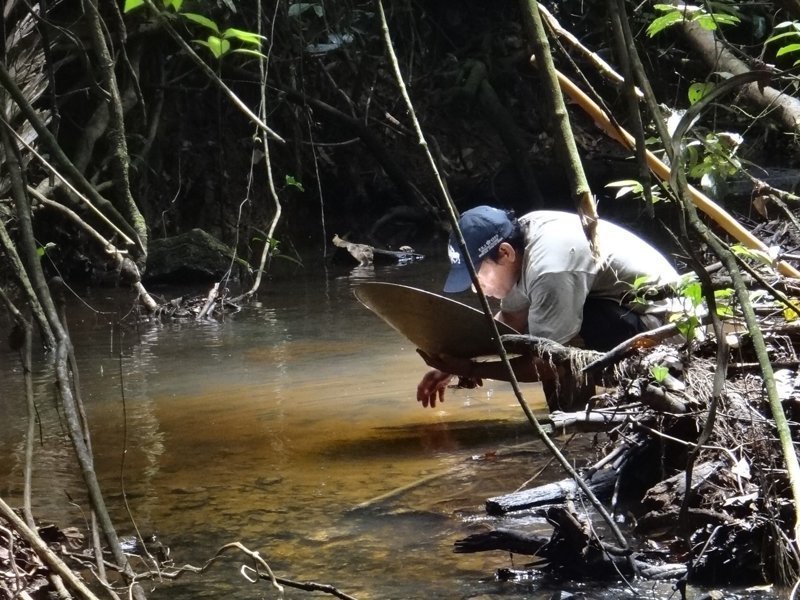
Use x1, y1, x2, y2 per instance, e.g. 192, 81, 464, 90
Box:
353, 282, 518, 359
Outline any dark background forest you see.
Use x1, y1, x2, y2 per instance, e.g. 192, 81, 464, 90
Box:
5, 0, 800, 294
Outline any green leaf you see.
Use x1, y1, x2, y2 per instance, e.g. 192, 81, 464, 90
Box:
605, 179, 643, 199
231, 48, 268, 59
647, 10, 685, 37
207, 35, 230, 58
675, 315, 700, 342
605, 179, 642, 188
163, 0, 183, 10
731, 244, 775, 266
222, 27, 266, 47
715, 303, 734, 317
182, 12, 220, 33
36, 242, 56, 258
650, 365, 670, 383
693, 13, 739, 31
777, 43, 800, 57
688, 82, 714, 105
765, 31, 800, 45
681, 281, 704, 308
123, 0, 146, 13
285, 175, 304, 191
194, 36, 230, 58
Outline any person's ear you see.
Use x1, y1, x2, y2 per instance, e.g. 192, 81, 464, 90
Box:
497, 242, 516, 263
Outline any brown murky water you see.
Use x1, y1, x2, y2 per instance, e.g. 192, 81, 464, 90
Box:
0, 259, 774, 599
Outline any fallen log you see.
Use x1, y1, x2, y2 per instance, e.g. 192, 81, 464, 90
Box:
639, 460, 724, 514
679, 21, 800, 135
485, 467, 617, 516
453, 527, 549, 555
455, 504, 688, 581
547, 408, 634, 433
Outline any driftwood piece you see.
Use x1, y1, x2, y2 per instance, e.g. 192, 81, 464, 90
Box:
485, 468, 617, 516
453, 527, 549, 555
455, 504, 688, 581
546, 408, 633, 432
332, 234, 423, 266
640, 461, 724, 513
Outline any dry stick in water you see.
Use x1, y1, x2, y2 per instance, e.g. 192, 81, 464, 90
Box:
375, 0, 633, 560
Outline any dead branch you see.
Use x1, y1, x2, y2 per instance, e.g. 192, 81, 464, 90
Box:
0, 497, 102, 600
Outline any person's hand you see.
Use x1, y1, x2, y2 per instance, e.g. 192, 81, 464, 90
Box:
415, 350, 483, 408
416, 368, 453, 408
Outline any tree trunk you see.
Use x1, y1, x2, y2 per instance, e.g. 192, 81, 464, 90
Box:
679, 20, 800, 135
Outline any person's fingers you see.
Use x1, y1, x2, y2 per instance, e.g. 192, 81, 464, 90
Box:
417, 381, 430, 405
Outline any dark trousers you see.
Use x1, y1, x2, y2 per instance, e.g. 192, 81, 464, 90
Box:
579, 297, 651, 352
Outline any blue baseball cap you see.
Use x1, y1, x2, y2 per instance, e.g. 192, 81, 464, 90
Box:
444, 206, 515, 293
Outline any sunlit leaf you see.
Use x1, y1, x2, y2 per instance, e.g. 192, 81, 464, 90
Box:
765, 31, 800, 45
605, 179, 642, 189
716, 304, 734, 317
605, 179, 643, 199
731, 244, 775, 267
694, 12, 739, 30
676, 315, 700, 342
784, 303, 800, 322
123, 0, 146, 13
182, 12, 220, 33
162, 0, 183, 11
222, 27, 266, 47
681, 281, 704, 308
650, 365, 670, 383
777, 43, 800, 57
688, 82, 714, 105
231, 48, 268, 59
285, 175, 304, 191
36, 242, 56, 258
194, 36, 230, 58
647, 10, 685, 37
714, 288, 734, 300
207, 36, 230, 58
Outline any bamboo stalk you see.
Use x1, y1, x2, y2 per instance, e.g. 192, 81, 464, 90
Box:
551, 66, 800, 280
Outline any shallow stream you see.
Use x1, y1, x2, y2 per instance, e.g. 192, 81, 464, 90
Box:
0, 256, 778, 599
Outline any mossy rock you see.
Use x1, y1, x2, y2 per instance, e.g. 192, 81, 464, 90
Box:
144, 229, 249, 283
